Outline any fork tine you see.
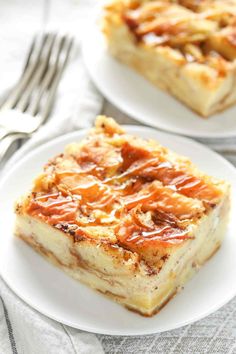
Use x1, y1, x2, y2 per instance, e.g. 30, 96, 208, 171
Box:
39, 36, 74, 121
1, 33, 49, 111
27, 35, 66, 116
0, 32, 74, 163
21, 34, 37, 74
15, 33, 57, 112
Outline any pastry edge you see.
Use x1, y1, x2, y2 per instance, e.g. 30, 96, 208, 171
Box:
102, 3, 236, 117
14, 192, 230, 316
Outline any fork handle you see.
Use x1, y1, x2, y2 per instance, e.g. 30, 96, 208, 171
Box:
0, 133, 27, 162
0, 126, 11, 140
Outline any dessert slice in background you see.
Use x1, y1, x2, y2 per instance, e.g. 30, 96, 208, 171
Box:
102, 0, 236, 117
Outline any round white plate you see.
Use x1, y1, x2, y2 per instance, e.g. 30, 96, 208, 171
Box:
0, 127, 236, 336
82, 19, 236, 139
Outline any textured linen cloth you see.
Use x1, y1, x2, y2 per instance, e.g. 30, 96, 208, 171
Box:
0, 0, 236, 353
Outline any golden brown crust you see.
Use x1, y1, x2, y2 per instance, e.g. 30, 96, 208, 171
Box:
16, 116, 229, 265
106, 0, 236, 63
102, 1, 236, 116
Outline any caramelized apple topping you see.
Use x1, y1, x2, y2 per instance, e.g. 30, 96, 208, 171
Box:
123, 0, 236, 67
116, 209, 191, 250
26, 118, 224, 248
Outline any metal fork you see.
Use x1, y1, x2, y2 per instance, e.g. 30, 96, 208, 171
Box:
0, 32, 74, 161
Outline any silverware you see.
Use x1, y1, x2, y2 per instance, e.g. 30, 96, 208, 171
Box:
0, 32, 74, 161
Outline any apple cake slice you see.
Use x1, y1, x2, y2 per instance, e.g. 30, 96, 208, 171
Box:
14, 116, 230, 316
102, 0, 236, 117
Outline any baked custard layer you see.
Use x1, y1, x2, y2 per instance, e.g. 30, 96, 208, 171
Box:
102, 0, 236, 117
14, 116, 231, 316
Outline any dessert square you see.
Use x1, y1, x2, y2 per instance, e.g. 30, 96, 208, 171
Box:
15, 116, 230, 316
102, 0, 236, 117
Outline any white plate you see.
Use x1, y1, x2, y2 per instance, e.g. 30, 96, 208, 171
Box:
0, 127, 236, 336
82, 19, 236, 139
